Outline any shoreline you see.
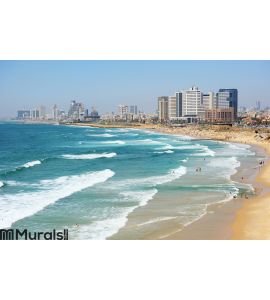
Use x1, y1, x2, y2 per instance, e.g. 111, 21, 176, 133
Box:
68, 122, 270, 239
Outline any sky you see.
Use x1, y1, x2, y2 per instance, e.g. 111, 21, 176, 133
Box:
0, 60, 269, 118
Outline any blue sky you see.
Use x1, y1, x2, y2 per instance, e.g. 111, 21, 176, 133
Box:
0, 60, 269, 117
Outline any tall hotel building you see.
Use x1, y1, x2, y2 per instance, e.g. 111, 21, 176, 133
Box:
158, 96, 169, 122
217, 89, 238, 119
182, 86, 204, 118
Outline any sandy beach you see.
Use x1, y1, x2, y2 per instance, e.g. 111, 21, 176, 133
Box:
71, 122, 270, 239
148, 124, 270, 239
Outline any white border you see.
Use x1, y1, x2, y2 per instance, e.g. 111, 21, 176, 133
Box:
0, 0, 270, 60
1, 0, 270, 299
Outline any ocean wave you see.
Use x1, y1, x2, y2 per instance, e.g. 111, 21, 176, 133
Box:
207, 157, 240, 179
62, 153, 117, 160
156, 143, 215, 156
154, 150, 174, 154
4, 180, 29, 187
108, 165, 187, 190
121, 133, 139, 137
71, 189, 158, 239
22, 160, 42, 168
89, 133, 116, 138
190, 145, 215, 157
3, 160, 43, 175
0, 169, 115, 229
0, 181, 4, 188
134, 139, 165, 145
120, 189, 158, 207
72, 207, 135, 240
102, 140, 126, 145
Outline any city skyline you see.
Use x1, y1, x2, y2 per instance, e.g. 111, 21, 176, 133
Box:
0, 60, 270, 118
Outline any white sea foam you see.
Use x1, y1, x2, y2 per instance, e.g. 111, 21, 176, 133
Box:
121, 133, 139, 137
108, 165, 187, 190
102, 140, 125, 145
120, 189, 158, 207
157, 143, 215, 156
122, 165, 186, 187
62, 153, 117, 160
207, 157, 240, 179
0, 169, 115, 228
190, 145, 215, 157
72, 189, 158, 239
5, 181, 29, 187
137, 216, 177, 227
90, 133, 116, 138
154, 150, 174, 154
0, 181, 4, 188
72, 208, 135, 240
134, 139, 165, 145
22, 160, 42, 168
158, 144, 174, 150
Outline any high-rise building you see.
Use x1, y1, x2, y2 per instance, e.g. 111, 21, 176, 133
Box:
118, 105, 129, 117
52, 104, 58, 120
17, 110, 30, 120
158, 96, 169, 122
31, 109, 40, 119
256, 100, 261, 111
38, 105, 46, 119
68, 100, 84, 121
203, 92, 217, 110
217, 89, 238, 119
129, 105, 138, 115
182, 86, 204, 118
168, 96, 176, 119
175, 92, 183, 118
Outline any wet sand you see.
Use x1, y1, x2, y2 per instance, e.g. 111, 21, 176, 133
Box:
232, 146, 270, 239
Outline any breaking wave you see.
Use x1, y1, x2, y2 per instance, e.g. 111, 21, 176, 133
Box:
0, 169, 115, 228
62, 153, 117, 160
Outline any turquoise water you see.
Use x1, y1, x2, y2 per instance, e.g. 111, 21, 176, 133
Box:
0, 123, 257, 239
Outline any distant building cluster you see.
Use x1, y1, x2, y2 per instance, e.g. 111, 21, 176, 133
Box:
158, 87, 238, 124
16, 101, 100, 123
101, 105, 156, 123
238, 102, 270, 126
17, 105, 65, 121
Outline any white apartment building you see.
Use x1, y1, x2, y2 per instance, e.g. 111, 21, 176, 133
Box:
118, 105, 129, 117
168, 96, 176, 119
203, 92, 217, 110
182, 86, 204, 118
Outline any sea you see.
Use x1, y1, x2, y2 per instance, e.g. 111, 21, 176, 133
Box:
0, 122, 260, 239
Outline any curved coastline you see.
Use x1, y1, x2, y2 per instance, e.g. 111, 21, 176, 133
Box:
99, 123, 269, 240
